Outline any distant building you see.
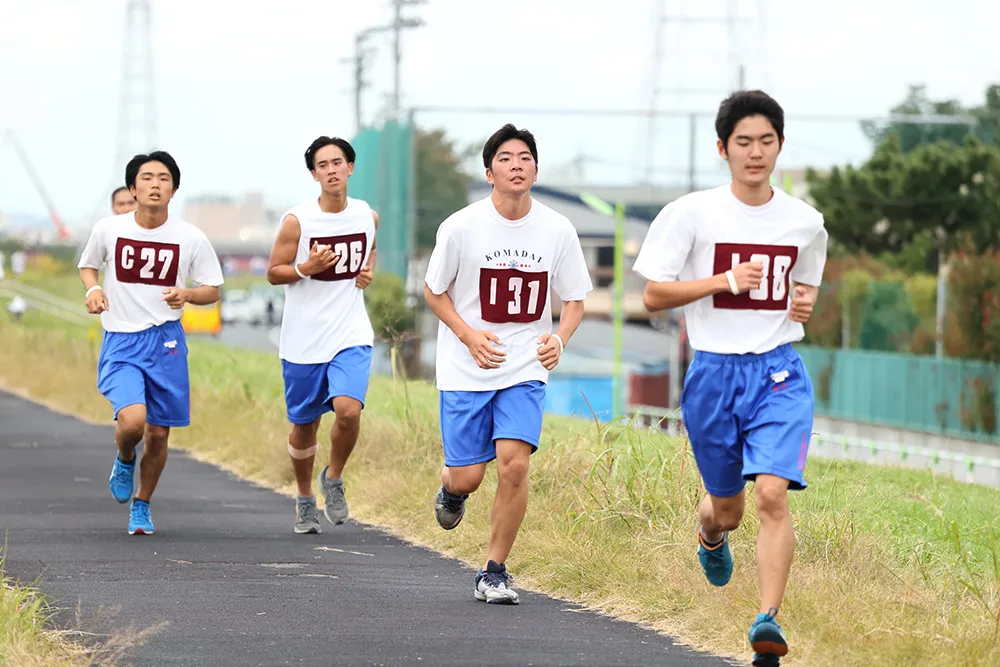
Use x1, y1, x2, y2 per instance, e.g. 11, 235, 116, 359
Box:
544, 181, 692, 222
182, 191, 280, 243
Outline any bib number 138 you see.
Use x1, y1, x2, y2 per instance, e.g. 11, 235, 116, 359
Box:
712, 243, 798, 311
479, 268, 549, 324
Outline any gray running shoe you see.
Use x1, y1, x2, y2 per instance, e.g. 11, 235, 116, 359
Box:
475, 560, 519, 605
317, 467, 349, 525
294, 497, 321, 535
434, 486, 467, 530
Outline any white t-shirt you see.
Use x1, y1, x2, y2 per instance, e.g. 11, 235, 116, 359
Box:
278, 197, 375, 364
424, 196, 594, 392
11, 251, 25, 275
77, 212, 225, 333
633, 185, 828, 355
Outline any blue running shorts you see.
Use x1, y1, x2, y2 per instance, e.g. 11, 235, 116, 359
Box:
439, 380, 546, 467
281, 345, 373, 425
680, 343, 814, 498
97, 319, 190, 427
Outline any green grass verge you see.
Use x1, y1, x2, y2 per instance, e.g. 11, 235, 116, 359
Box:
0, 309, 998, 666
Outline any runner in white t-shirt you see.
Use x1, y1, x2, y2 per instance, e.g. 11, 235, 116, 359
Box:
266, 136, 377, 536
111, 185, 137, 215
424, 124, 593, 605
78, 151, 224, 536
633, 91, 828, 667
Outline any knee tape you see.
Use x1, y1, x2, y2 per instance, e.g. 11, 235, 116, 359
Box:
287, 442, 318, 460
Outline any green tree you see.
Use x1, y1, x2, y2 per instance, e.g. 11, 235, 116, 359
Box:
806, 134, 1000, 271
414, 129, 472, 249
946, 245, 1000, 363
861, 84, 1000, 153
366, 271, 416, 342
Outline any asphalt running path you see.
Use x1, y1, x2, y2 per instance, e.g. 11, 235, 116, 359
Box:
0, 391, 733, 667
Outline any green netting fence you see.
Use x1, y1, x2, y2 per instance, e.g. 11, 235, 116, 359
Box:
350, 119, 413, 282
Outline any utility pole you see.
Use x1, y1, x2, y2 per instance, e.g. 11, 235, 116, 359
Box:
390, 0, 425, 115
341, 28, 379, 134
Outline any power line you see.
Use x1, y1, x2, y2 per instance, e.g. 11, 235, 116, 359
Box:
412, 105, 997, 124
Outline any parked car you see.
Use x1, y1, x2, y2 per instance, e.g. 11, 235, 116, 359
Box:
221, 289, 270, 327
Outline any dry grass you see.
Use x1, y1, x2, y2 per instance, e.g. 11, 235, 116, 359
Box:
1, 551, 162, 667
1, 319, 999, 666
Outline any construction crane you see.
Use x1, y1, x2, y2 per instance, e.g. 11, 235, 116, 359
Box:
0, 128, 71, 240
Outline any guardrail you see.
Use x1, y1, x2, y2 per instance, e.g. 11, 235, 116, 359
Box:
625, 402, 1000, 488
0, 280, 91, 327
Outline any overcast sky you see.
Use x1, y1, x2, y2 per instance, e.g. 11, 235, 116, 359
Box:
1, 0, 997, 229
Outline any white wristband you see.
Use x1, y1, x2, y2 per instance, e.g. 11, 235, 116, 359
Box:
294, 264, 309, 280
725, 270, 739, 295
85, 285, 103, 297
552, 333, 564, 355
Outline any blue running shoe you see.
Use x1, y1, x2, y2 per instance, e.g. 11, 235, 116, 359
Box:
697, 529, 733, 587
749, 608, 788, 665
108, 454, 135, 504
128, 500, 154, 535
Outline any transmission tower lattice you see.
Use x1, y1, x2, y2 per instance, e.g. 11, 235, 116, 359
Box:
113, 0, 158, 179
640, 0, 767, 188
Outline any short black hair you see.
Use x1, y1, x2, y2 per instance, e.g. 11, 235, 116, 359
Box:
482, 124, 538, 169
111, 186, 130, 204
715, 90, 785, 148
125, 151, 181, 190
305, 136, 356, 171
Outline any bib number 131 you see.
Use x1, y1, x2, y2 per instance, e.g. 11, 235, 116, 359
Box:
479, 268, 549, 324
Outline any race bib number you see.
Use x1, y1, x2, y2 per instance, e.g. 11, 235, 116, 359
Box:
309, 233, 368, 282
479, 268, 549, 324
115, 238, 180, 287
712, 243, 798, 311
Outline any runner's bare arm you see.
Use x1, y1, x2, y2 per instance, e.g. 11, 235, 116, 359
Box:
80, 267, 109, 313
80, 267, 100, 291
266, 214, 337, 285
162, 285, 220, 308
185, 285, 220, 305
355, 211, 378, 289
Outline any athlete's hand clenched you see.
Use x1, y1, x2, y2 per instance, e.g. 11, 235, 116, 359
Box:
460, 329, 506, 370
730, 260, 764, 293
299, 241, 338, 277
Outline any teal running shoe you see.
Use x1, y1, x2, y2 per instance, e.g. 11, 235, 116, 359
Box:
749, 607, 788, 665
697, 529, 733, 587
